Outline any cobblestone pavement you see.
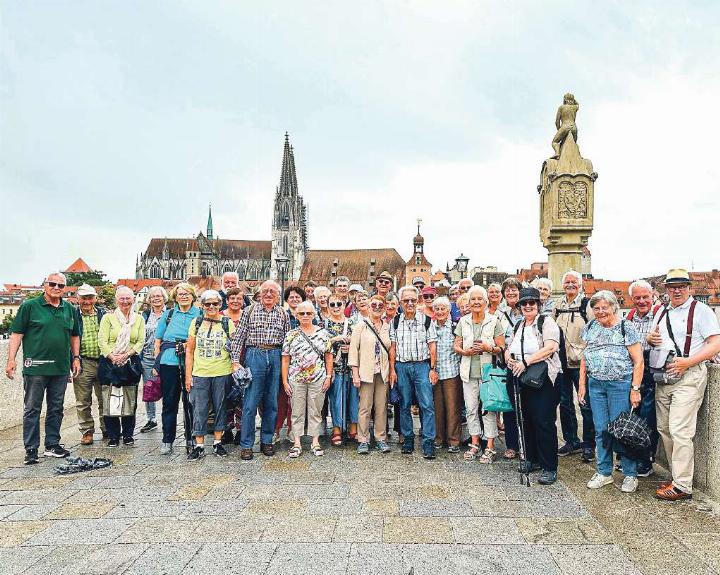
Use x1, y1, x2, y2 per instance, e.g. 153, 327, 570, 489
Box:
1, 403, 720, 574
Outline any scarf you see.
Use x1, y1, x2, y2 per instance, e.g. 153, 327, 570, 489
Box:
111, 307, 137, 363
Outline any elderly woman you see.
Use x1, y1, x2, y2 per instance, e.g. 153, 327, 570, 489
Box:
314, 285, 332, 323
349, 290, 370, 322
184, 290, 236, 460
383, 293, 399, 324
221, 286, 245, 445
578, 290, 643, 493
284, 286, 307, 329
454, 286, 505, 462
430, 297, 462, 452
499, 278, 523, 331
98, 286, 146, 447
487, 283, 503, 316
534, 278, 555, 315
505, 288, 562, 485
324, 293, 355, 445
349, 294, 392, 454
139, 285, 168, 433
281, 301, 333, 457
455, 293, 471, 318
154, 283, 202, 455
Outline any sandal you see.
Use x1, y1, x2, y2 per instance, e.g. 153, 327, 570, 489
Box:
288, 446, 302, 458
311, 444, 325, 457
331, 430, 343, 447
503, 449, 517, 460
479, 448, 497, 464
464, 444, 481, 461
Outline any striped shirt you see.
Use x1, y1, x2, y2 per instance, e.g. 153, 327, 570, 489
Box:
429, 319, 460, 379
389, 312, 436, 363
230, 303, 290, 362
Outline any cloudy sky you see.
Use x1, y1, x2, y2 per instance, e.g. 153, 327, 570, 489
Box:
1, 1, 718, 284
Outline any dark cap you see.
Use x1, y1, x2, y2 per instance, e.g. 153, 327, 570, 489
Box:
517, 287, 541, 305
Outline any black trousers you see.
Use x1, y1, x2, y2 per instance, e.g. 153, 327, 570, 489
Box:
104, 416, 136, 440
159, 364, 182, 443
521, 376, 560, 472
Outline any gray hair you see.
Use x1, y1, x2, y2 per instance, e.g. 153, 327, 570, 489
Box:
432, 296, 450, 310
147, 285, 169, 303
628, 279, 653, 296
398, 285, 419, 300
467, 285, 488, 303
384, 292, 398, 303
561, 270, 583, 287
336, 276, 350, 285
296, 300, 316, 315
46, 272, 67, 283
458, 278, 474, 288
487, 282, 502, 292
115, 286, 135, 301
535, 277, 553, 291
221, 271, 239, 288
260, 280, 281, 293
200, 289, 221, 303
589, 290, 619, 313
314, 286, 331, 298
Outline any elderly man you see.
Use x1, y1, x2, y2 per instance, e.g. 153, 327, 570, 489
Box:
554, 270, 595, 462
6, 273, 80, 464
389, 285, 438, 459
230, 280, 290, 460
374, 271, 394, 298
625, 280, 663, 476
412, 276, 426, 291
220, 271, 239, 311
73, 284, 106, 445
335, 276, 351, 307
451, 278, 473, 321
648, 269, 720, 501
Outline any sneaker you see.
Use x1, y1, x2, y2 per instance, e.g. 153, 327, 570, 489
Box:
620, 476, 638, 493
80, 431, 94, 445
160, 442, 173, 455
637, 464, 654, 478
557, 442, 581, 456
376, 441, 391, 453
655, 484, 692, 501
581, 448, 596, 463
213, 443, 228, 458
123, 437, 135, 446
401, 438, 414, 454
139, 420, 157, 433
422, 440, 436, 460
44, 445, 70, 458
614, 462, 623, 473
187, 445, 205, 461
447, 445, 460, 454
24, 448, 39, 465
107, 439, 120, 448
587, 473, 614, 489
519, 461, 542, 474
221, 430, 234, 445
539, 470, 558, 485
357, 442, 370, 455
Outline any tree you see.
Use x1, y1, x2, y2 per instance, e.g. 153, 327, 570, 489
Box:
0, 314, 14, 334
65, 270, 107, 287
97, 283, 117, 310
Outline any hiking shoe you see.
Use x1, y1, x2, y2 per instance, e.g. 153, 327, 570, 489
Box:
637, 464, 654, 477
260, 443, 275, 457
139, 420, 157, 433
620, 476, 638, 493
557, 442, 581, 456
240, 448, 254, 461
107, 439, 120, 448
213, 443, 228, 458
539, 470, 558, 485
187, 445, 205, 461
519, 461, 542, 474
655, 484, 692, 501
123, 437, 135, 446
80, 431, 94, 445
587, 473, 614, 489
447, 445, 460, 454
401, 438, 414, 454
24, 448, 39, 465
376, 441, 391, 453
44, 445, 70, 458
422, 440, 436, 460
581, 448, 595, 463
221, 430, 234, 445
160, 442, 173, 455
357, 442, 370, 455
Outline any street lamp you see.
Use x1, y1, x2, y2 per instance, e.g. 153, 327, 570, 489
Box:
275, 255, 290, 295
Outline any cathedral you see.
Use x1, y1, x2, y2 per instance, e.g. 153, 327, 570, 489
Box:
135, 134, 308, 283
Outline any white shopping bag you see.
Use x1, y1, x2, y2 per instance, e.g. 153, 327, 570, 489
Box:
109, 387, 124, 417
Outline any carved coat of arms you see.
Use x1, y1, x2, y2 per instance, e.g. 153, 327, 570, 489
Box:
558, 180, 588, 219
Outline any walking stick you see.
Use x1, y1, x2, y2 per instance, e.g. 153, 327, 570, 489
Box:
511, 367, 530, 486
177, 341, 194, 454
340, 354, 348, 437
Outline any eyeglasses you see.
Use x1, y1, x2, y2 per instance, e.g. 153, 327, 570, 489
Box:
520, 301, 538, 307
401, 299, 418, 304
370, 303, 385, 310
376, 279, 391, 285
422, 294, 435, 300
458, 286, 470, 291
47, 282, 65, 289
297, 311, 314, 317
328, 302, 343, 308
203, 301, 221, 307
667, 285, 690, 291
176, 292, 191, 297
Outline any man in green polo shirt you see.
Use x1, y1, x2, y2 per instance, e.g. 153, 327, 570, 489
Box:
5, 272, 81, 465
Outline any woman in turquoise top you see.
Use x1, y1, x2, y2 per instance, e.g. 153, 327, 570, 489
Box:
153, 283, 201, 455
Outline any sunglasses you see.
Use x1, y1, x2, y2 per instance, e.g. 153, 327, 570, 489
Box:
203, 301, 221, 307
520, 301, 538, 306
47, 282, 65, 289
376, 279, 391, 285
401, 299, 418, 304
422, 294, 435, 299
667, 285, 690, 291
297, 311, 314, 317
328, 302, 344, 308
370, 303, 385, 310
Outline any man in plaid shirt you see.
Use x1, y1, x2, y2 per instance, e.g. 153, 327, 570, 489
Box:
231, 280, 289, 460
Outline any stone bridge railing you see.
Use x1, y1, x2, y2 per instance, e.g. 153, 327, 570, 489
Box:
687, 363, 720, 499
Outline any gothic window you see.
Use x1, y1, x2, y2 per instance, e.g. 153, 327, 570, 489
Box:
150, 264, 161, 279
223, 263, 234, 273
201, 262, 211, 277
236, 264, 246, 279
279, 201, 290, 230
282, 235, 288, 256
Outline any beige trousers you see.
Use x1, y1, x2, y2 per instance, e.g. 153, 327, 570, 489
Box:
290, 377, 326, 438
656, 363, 708, 494
357, 373, 388, 443
73, 357, 105, 434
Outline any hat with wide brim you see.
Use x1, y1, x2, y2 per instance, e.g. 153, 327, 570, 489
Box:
377, 271, 393, 280
663, 268, 691, 285
412, 276, 426, 285
517, 287, 541, 304
76, 283, 97, 297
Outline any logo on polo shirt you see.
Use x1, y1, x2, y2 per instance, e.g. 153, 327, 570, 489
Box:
23, 358, 55, 368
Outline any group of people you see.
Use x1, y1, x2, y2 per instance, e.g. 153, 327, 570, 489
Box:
6, 267, 720, 500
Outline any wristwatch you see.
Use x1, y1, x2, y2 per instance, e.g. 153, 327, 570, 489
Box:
73, 355, 81, 360
631, 385, 641, 392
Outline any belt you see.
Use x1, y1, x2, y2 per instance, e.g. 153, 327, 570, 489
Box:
81, 355, 99, 360
252, 345, 281, 350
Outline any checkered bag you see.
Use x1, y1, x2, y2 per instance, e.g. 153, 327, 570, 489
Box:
607, 410, 651, 452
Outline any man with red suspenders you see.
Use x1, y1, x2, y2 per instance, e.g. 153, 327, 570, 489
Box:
647, 269, 720, 501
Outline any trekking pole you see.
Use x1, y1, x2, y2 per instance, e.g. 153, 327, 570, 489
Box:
511, 368, 530, 486
340, 353, 347, 438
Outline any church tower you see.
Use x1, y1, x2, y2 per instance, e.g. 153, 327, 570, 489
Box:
271, 133, 308, 282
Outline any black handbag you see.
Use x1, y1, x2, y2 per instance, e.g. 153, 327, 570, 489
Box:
607, 410, 652, 459
518, 322, 547, 389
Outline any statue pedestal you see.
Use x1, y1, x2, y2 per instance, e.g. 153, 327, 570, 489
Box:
538, 132, 597, 294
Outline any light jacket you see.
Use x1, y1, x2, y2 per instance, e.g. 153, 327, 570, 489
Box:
348, 318, 391, 382
456, 313, 501, 383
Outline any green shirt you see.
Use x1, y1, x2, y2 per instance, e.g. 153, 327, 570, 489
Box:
11, 296, 80, 376
188, 318, 236, 377
79, 313, 101, 359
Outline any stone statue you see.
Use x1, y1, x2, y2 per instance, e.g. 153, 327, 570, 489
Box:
552, 93, 579, 157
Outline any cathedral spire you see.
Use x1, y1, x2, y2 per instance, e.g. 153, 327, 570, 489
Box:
206, 203, 214, 240
278, 132, 297, 197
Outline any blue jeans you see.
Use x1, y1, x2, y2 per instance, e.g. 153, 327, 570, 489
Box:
638, 368, 658, 468
588, 376, 637, 477
240, 347, 281, 449
559, 368, 595, 448
395, 361, 435, 443
190, 376, 228, 437
23, 375, 68, 450
328, 370, 359, 430
141, 357, 157, 422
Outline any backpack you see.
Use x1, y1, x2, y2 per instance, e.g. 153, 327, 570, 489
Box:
393, 312, 432, 331
553, 296, 590, 324
626, 304, 661, 321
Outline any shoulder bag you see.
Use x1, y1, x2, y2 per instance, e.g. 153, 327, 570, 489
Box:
519, 322, 548, 390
